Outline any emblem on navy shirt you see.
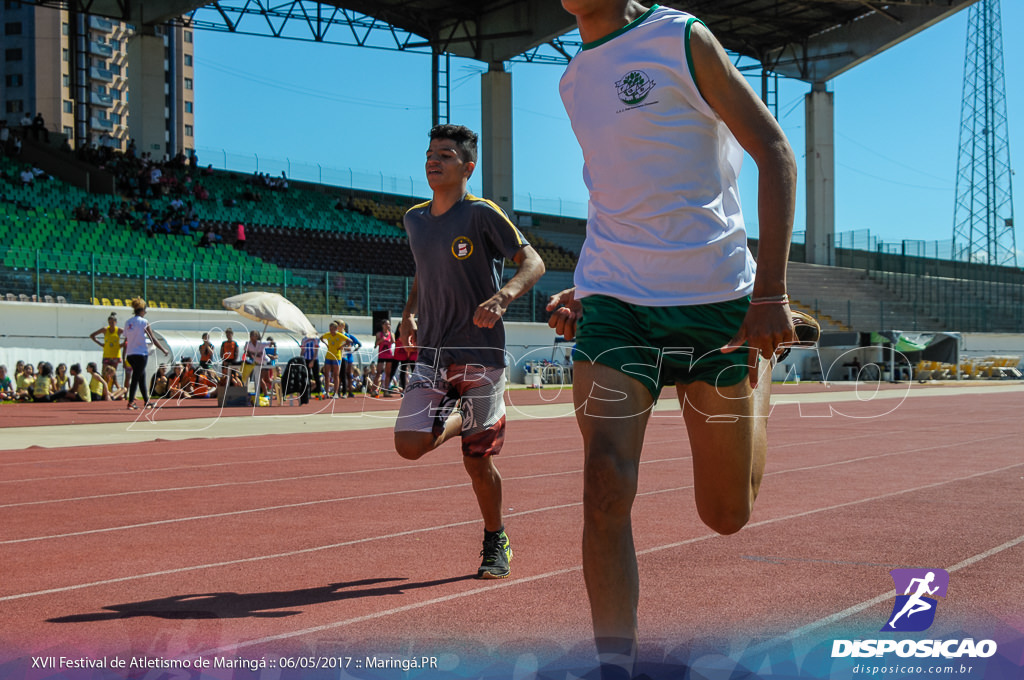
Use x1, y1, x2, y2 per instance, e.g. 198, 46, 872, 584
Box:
451, 236, 474, 260
616, 70, 655, 106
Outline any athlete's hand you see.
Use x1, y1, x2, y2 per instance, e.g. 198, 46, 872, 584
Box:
722, 302, 795, 387
546, 288, 582, 341
474, 291, 512, 329
400, 316, 418, 348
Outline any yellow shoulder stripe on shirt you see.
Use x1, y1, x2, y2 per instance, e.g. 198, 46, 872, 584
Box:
464, 194, 524, 246
401, 200, 433, 230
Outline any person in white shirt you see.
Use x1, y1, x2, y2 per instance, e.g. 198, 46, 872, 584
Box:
244, 330, 273, 400
123, 298, 169, 410
548, 2, 809, 675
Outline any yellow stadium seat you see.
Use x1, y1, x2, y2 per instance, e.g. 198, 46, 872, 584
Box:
101, 298, 112, 306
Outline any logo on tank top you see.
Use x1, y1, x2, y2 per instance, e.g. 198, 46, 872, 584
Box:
615, 70, 656, 106
451, 236, 474, 260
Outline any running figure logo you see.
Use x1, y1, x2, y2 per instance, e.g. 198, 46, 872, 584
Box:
883, 568, 949, 632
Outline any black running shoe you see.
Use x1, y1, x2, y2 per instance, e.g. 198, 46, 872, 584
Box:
478, 529, 513, 579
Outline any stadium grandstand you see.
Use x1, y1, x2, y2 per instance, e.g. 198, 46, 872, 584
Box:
2, 128, 1023, 336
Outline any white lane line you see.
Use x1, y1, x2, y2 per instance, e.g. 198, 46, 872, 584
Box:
5, 430, 1012, 543
197, 461, 1024, 654
3, 460, 1021, 608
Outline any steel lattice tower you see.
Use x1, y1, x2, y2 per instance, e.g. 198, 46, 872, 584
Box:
952, 0, 1016, 266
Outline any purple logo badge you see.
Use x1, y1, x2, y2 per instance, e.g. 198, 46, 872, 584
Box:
882, 568, 950, 632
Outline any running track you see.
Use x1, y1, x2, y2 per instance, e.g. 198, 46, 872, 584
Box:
1, 383, 1022, 679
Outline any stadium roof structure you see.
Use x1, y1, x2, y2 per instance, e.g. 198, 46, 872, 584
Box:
73, 1, 975, 82
53, 0, 979, 266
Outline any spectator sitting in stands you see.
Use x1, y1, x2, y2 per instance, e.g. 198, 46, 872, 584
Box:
111, 201, 133, 226
234, 222, 246, 250
141, 212, 156, 236
20, 168, 34, 186
74, 202, 91, 221
87, 204, 103, 223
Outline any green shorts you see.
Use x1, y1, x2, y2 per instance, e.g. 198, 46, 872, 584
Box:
573, 294, 751, 399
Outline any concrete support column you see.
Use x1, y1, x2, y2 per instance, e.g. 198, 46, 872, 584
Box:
805, 83, 835, 265
126, 31, 166, 158
480, 64, 514, 218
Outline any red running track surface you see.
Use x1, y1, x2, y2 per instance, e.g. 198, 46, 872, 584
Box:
1, 383, 1022, 679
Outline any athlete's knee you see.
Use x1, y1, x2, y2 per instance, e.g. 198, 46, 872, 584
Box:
394, 431, 431, 460
697, 502, 752, 536
583, 451, 639, 527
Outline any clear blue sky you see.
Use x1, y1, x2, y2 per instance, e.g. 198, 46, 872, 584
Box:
193, 2, 1021, 250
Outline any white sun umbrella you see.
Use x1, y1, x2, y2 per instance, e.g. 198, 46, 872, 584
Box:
222, 291, 317, 337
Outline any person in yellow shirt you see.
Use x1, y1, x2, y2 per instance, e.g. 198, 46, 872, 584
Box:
320, 321, 347, 398
66, 363, 92, 402
90, 314, 125, 370
86, 362, 111, 401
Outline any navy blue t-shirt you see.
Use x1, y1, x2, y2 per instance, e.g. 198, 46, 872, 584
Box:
403, 194, 528, 368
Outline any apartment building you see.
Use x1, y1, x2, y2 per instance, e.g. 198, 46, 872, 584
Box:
0, 1, 194, 157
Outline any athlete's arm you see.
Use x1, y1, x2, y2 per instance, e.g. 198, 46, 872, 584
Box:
689, 21, 797, 385
89, 328, 104, 346
474, 245, 545, 329
145, 325, 169, 355
546, 287, 582, 341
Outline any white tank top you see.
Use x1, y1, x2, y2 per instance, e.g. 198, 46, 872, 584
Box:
559, 5, 756, 306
